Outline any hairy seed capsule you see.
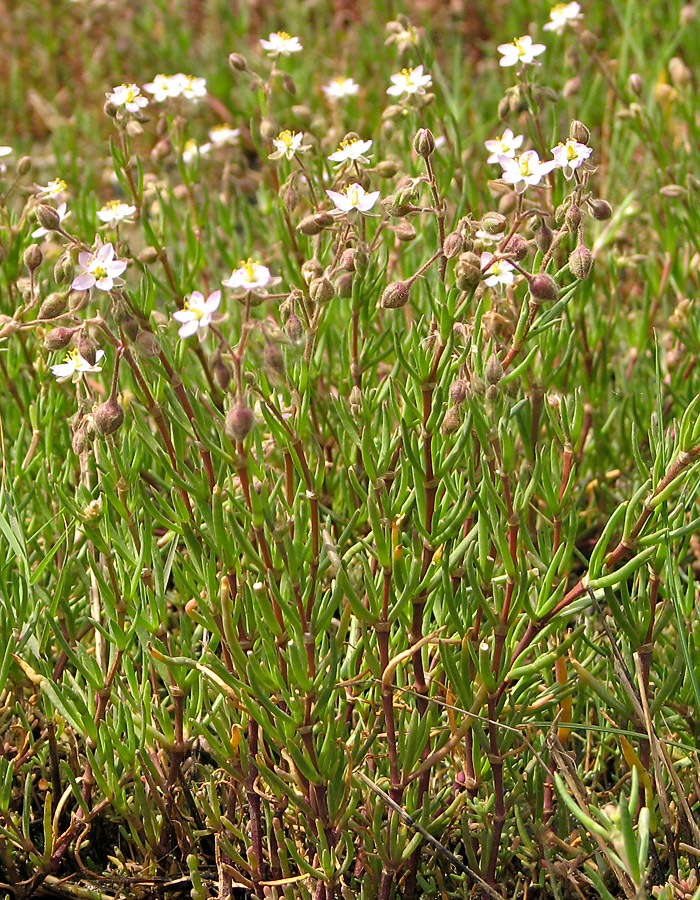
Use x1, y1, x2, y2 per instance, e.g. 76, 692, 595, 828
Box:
395, 221, 417, 242
121, 314, 140, 341
455, 251, 482, 288
535, 219, 554, 255
569, 246, 594, 280
336, 272, 354, 298
213, 357, 231, 391
381, 280, 411, 309
565, 204, 583, 232
481, 212, 507, 235
44, 326, 76, 350
309, 277, 334, 304
529, 273, 559, 303
264, 342, 285, 377
441, 405, 461, 435
78, 335, 98, 365
134, 331, 160, 357
443, 231, 463, 259
505, 234, 528, 261
485, 352, 504, 385
35, 204, 61, 233
285, 311, 304, 344
17, 156, 31, 176
375, 160, 399, 178
449, 379, 468, 406
588, 198, 613, 221
24, 243, 43, 272
225, 404, 255, 442
94, 398, 125, 436
38, 292, 68, 320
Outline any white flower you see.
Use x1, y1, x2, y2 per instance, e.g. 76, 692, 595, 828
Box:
326, 182, 380, 216
551, 138, 593, 179
37, 178, 68, 199
481, 252, 515, 287
543, 2, 583, 34
106, 83, 148, 114
268, 130, 308, 161
322, 77, 360, 101
182, 140, 212, 164
223, 259, 274, 292
485, 128, 524, 164
475, 229, 505, 246
328, 138, 373, 166
97, 200, 137, 224
32, 202, 71, 238
0, 146, 12, 157
499, 151, 556, 193
72, 243, 127, 292
209, 124, 241, 146
51, 347, 105, 383
260, 31, 302, 56
173, 290, 221, 338
172, 73, 207, 101
143, 74, 177, 102
386, 65, 432, 97
497, 35, 546, 67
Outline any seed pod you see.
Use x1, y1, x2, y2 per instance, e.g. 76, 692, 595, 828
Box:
381, 280, 411, 309
260, 119, 277, 140
35, 205, 61, 233
94, 397, 125, 436
134, 331, 160, 357
285, 311, 303, 344
17, 156, 31, 176
121, 314, 140, 341
569, 245, 593, 280
628, 73, 643, 96
53, 254, 73, 284
481, 212, 507, 235
264, 341, 285, 377
413, 128, 435, 158
529, 273, 559, 303
375, 160, 399, 178
443, 231, 463, 259
298, 213, 333, 235
569, 120, 590, 144
565, 204, 583, 232
225, 403, 255, 442
309, 277, 334, 304
43, 326, 76, 350
339, 249, 357, 272
38, 292, 68, 320
505, 234, 528, 261
78, 335, 98, 365
301, 259, 324, 284
535, 219, 553, 254
588, 198, 613, 221
213, 356, 231, 391
139, 246, 160, 264
24, 243, 43, 272
395, 221, 417, 242
449, 379, 468, 406
68, 290, 89, 312
441, 405, 461, 435
485, 352, 503, 385
455, 251, 482, 287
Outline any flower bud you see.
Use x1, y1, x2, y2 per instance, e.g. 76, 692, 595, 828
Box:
395, 221, 417, 242
565, 204, 583, 232
680, 4, 696, 24
78, 335, 98, 365
375, 160, 399, 178
455, 251, 481, 287
569, 245, 593, 280
126, 120, 143, 137
121, 313, 140, 341
309, 277, 334, 304
498, 191, 518, 215
668, 57, 691, 87
260, 119, 277, 140
449, 379, 468, 406
588, 198, 612, 220
281, 73, 296, 95
440, 405, 461, 435
628, 73, 643, 96
53, 255, 73, 284
134, 331, 160, 356
297, 212, 334, 235
381, 280, 411, 309
413, 128, 435, 158
38, 292, 68, 320
481, 212, 507, 235
68, 290, 89, 312
35, 205, 61, 233
497, 96, 511, 121
529, 273, 559, 303
336, 272, 354, 298
225, 403, 255, 442
17, 156, 31, 176
563, 76, 581, 98
103, 100, 119, 118
339, 249, 357, 271
580, 29, 598, 51
301, 259, 324, 284
535, 219, 553, 254
138, 246, 160, 264
72, 425, 90, 455
505, 234, 528, 261
94, 397, 125, 436
285, 311, 304, 344
485, 352, 503, 385
349, 385, 362, 416
43, 326, 76, 350
24, 243, 43, 272
264, 341, 285, 377
443, 231, 463, 259
229, 52, 248, 71
569, 120, 590, 145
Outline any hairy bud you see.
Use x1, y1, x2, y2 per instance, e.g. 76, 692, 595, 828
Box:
485, 352, 504, 385
264, 342, 285, 377
381, 280, 411, 309
455, 251, 482, 288
297, 212, 334, 235
17, 156, 31, 176
94, 397, 125, 436
38, 292, 68, 320
225, 403, 255, 442
375, 160, 399, 178
535, 219, 553, 254
395, 221, 417, 242
449, 379, 468, 406
309, 277, 334, 304
24, 243, 43, 272
44, 326, 76, 351
35, 204, 61, 233
505, 234, 528, 261
443, 231, 463, 259
529, 273, 559, 303
413, 128, 435, 158
588, 198, 612, 220
440, 405, 461, 435
78, 335, 98, 365
569, 120, 590, 144
228, 52, 248, 71
285, 311, 304, 344
481, 212, 507, 235
213, 356, 231, 391
569, 245, 593, 280
301, 259, 324, 284
336, 272, 354, 298
134, 331, 160, 357
565, 204, 583, 232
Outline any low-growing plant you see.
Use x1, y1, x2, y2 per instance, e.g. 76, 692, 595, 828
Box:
2, 2, 700, 899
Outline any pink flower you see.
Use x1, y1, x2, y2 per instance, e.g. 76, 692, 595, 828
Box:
72, 243, 127, 292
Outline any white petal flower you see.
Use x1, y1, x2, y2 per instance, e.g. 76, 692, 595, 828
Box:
97, 200, 137, 225
209, 124, 241, 146
499, 151, 556, 193
223, 259, 274, 292
51, 347, 105, 383
322, 77, 360, 101
260, 32, 302, 56
106, 83, 149, 114
182, 140, 212, 164
37, 178, 68, 199
72, 242, 127, 292
172, 73, 207, 100
543, 2, 583, 34
551, 138, 593, 178
328, 138, 373, 166
326, 182, 380, 215
32, 202, 71, 238
268, 130, 308, 161
0, 146, 12, 157
386, 65, 432, 97
143, 74, 177, 102
481, 252, 515, 287
497, 35, 546, 67
173, 290, 221, 338
474, 229, 505, 246
484, 128, 524, 164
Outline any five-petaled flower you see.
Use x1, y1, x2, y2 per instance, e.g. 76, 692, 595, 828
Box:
260, 32, 302, 56
485, 128, 524, 164
322, 77, 360, 101
209, 124, 241, 146
51, 347, 105, 383
386, 65, 432, 97
143, 73, 206, 102
497, 35, 546, 67
37, 178, 68, 199
72, 243, 127, 292
33, 202, 71, 238
173, 290, 221, 338
328, 138, 373, 166
269, 131, 308, 161
182, 139, 212, 164
481, 252, 515, 287
543, 2, 583, 34
223, 259, 275, 293
97, 200, 137, 225
551, 138, 593, 179
106, 83, 148, 114
326, 182, 380, 216
499, 151, 556, 192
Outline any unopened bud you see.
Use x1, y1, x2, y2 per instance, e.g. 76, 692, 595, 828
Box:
24, 243, 43, 272
336, 272, 354, 298
535, 219, 553, 254
298, 213, 334, 235
225, 403, 255, 442
529, 273, 559, 303
562, 76, 581, 98
588, 198, 612, 220
264, 342, 285, 377
134, 331, 160, 356
485, 352, 503, 385
38, 292, 68, 320
309, 277, 334, 304
260, 119, 277, 140
497, 96, 511, 120
17, 156, 31, 176
68, 290, 89, 312
455, 251, 481, 288
43, 326, 76, 350
291, 105, 312, 122
53, 255, 73, 284
569, 245, 593, 280
449, 379, 468, 406
94, 397, 125, 436
680, 4, 697, 24
301, 259, 324, 284
443, 231, 463, 259
121, 314, 140, 341
103, 100, 119, 118
375, 160, 399, 178
481, 212, 507, 235
285, 311, 303, 344
579, 30, 598, 51
505, 234, 528, 261
569, 120, 590, 144
440, 406, 461, 435
35, 205, 61, 233
229, 53, 248, 71
213, 356, 231, 391
281, 73, 296, 94
78, 335, 98, 365
339, 249, 357, 271
668, 57, 691, 87
349, 385, 362, 416
413, 128, 435, 158
395, 221, 417, 242
381, 280, 411, 309
628, 73, 643, 96
565, 204, 583, 232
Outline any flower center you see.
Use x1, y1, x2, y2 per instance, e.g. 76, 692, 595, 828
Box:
92, 263, 108, 279
340, 138, 359, 149
400, 67, 414, 84
48, 179, 66, 194
519, 157, 531, 176
565, 143, 578, 160
514, 38, 527, 56
277, 130, 295, 147
348, 187, 360, 206
551, 3, 567, 14
241, 258, 259, 282
276, 31, 291, 40
123, 84, 138, 101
